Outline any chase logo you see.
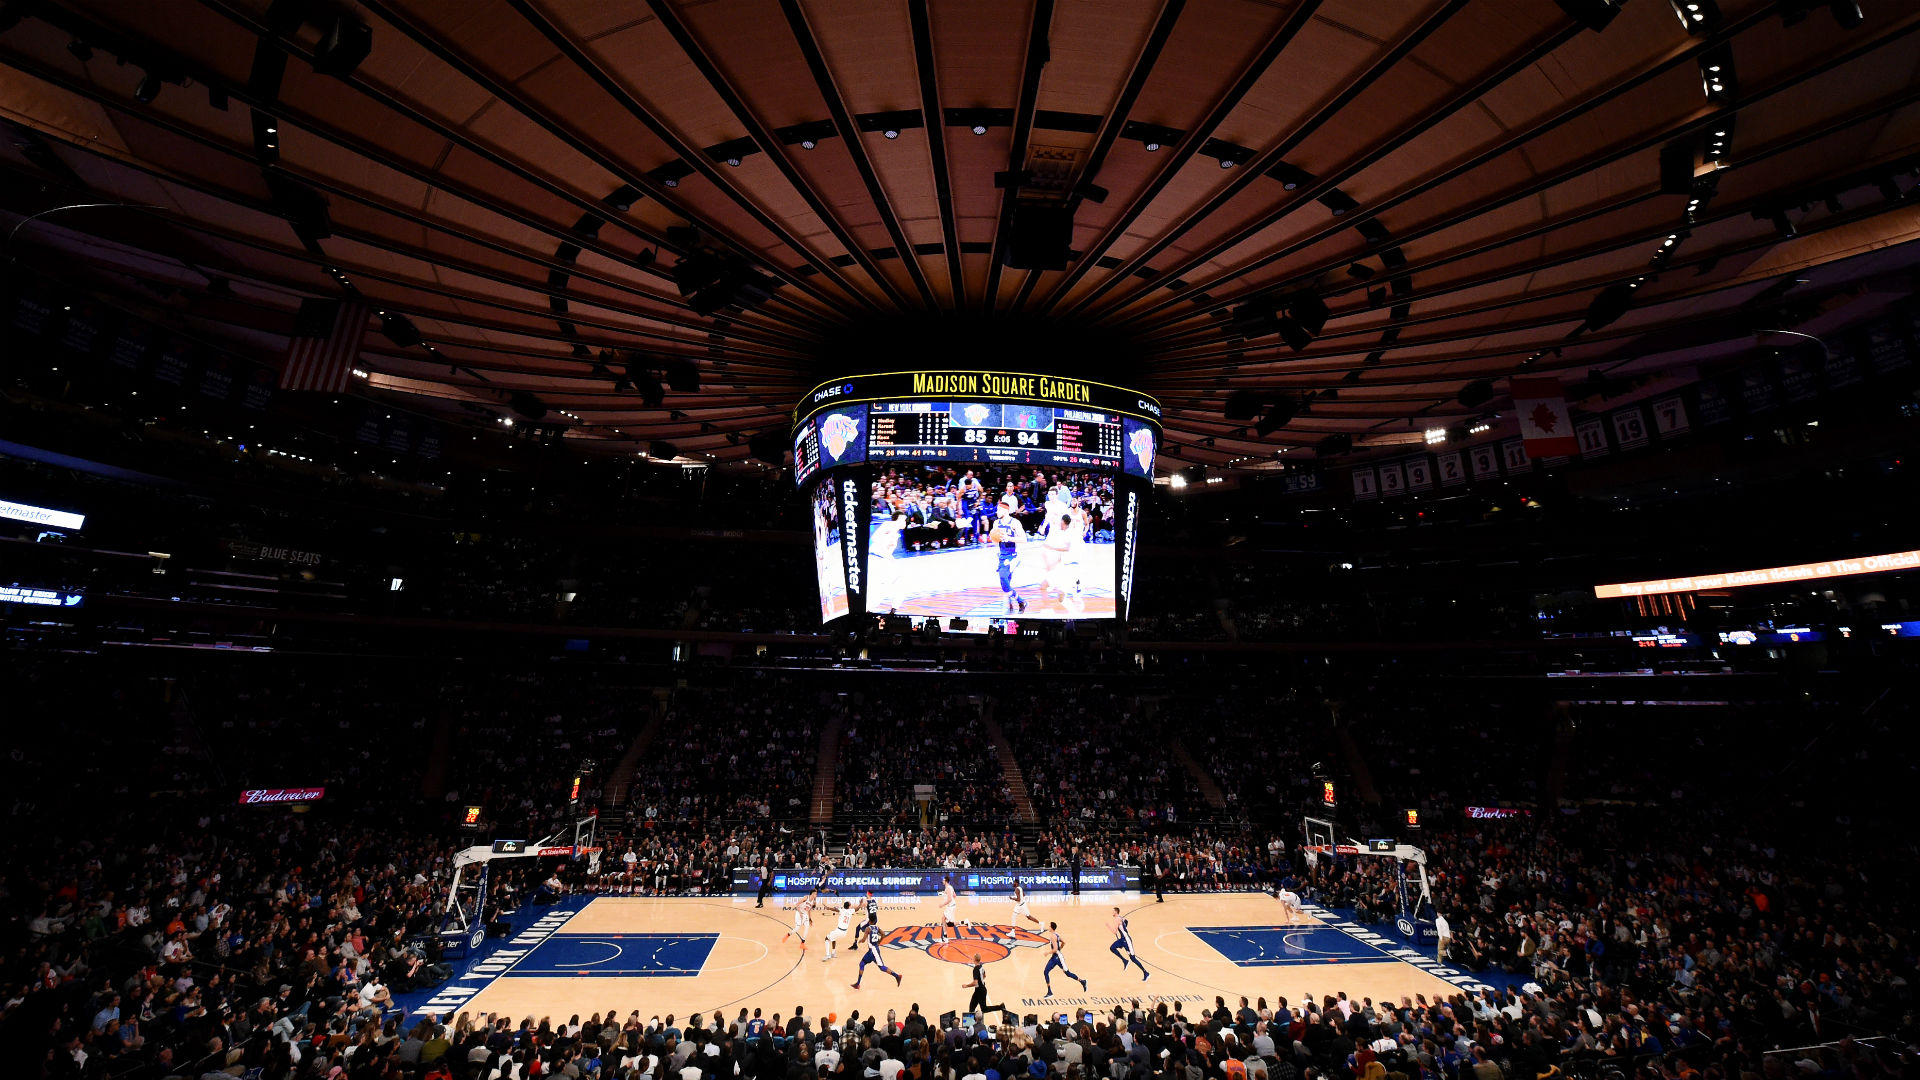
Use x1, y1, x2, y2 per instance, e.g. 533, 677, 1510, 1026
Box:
966, 874, 982, 889
812, 382, 857, 404
1136, 399, 1162, 417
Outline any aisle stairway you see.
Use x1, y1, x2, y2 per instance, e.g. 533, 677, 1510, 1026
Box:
1542, 702, 1575, 806
598, 690, 668, 809
1334, 724, 1381, 804
1173, 743, 1228, 810
810, 714, 844, 826
979, 699, 1038, 823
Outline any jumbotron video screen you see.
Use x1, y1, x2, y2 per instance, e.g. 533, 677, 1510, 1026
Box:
795, 371, 1160, 625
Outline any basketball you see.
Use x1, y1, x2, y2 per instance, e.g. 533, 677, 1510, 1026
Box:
927, 939, 1008, 965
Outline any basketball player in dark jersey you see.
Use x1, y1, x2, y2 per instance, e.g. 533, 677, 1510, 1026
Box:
989, 498, 1028, 615
864, 889, 881, 929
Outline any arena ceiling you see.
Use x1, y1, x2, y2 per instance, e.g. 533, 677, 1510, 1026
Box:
3, 0, 1920, 471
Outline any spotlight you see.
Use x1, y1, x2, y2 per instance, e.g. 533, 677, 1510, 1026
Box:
1667, 0, 1722, 32
1554, 0, 1625, 31
726, 157, 741, 167
1268, 162, 1314, 190
1276, 317, 1313, 352
1290, 292, 1330, 336
883, 129, 899, 139
604, 184, 639, 211
971, 124, 987, 135
1424, 427, 1447, 445
1828, 0, 1864, 29
311, 13, 374, 78
1767, 209, 1796, 239
1144, 141, 1160, 152
1223, 389, 1263, 421
1219, 158, 1236, 170
800, 139, 816, 150
134, 71, 162, 104
1256, 400, 1298, 437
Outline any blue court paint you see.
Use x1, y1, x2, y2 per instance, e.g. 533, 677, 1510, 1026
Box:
503, 933, 720, 978
1188, 926, 1398, 967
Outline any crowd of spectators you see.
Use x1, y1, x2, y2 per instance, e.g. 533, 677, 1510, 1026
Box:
835, 698, 1012, 825
625, 677, 819, 826
839, 825, 1026, 869
997, 689, 1205, 826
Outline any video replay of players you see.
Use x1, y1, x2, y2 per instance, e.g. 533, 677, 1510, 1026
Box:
868, 464, 1117, 620
793, 371, 1160, 625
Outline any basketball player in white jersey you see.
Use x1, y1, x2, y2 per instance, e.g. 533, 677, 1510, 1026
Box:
938, 875, 960, 942
1277, 883, 1303, 923
781, 889, 817, 954
824, 900, 856, 961
1037, 496, 1084, 613
1010, 881, 1040, 928
1108, 907, 1148, 980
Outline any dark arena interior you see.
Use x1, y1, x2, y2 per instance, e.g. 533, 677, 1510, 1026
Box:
5, 0, 1920, 1079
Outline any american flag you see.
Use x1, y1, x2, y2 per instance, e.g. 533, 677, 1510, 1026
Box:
278, 298, 369, 392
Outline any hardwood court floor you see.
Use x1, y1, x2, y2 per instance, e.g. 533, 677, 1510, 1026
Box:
436, 892, 1471, 1029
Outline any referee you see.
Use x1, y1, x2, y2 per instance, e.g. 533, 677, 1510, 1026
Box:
961, 953, 1005, 1021
755, 862, 774, 908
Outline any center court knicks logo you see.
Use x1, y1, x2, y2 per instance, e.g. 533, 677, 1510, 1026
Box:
878, 923, 1050, 965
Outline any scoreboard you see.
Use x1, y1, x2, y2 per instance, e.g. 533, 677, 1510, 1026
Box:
866, 402, 1126, 467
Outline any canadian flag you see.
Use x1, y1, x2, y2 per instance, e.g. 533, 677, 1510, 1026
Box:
1509, 378, 1578, 456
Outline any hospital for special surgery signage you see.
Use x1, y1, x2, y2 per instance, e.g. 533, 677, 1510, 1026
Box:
732, 866, 1142, 894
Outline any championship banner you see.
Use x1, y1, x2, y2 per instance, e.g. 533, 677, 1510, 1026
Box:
1650, 395, 1689, 438
1696, 377, 1733, 425
1501, 438, 1532, 475
1469, 444, 1500, 480
1610, 405, 1649, 450
1738, 366, 1777, 413
1378, 462, 1405, 497
1862, 318, 1912, 375
1404, 455, 1432, 492
735, 866, 1141, 895
1352, 466, 1378, 501
1436, 451, 1465, 487
1509, 377, 1578, 456
1574, 418, 1609, 459
1823, 348, 1862, 388
1777, 353, 1819, 402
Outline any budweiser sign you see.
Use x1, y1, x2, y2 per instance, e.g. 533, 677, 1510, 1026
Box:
1464, 806, 1529, 820
238, 787, 326, 805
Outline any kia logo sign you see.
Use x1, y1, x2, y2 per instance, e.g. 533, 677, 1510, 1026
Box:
238, 787, 325, 805
1396, 917, 1415, 937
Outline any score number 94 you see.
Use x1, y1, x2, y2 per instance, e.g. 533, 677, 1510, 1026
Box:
962, 428, 1042, 446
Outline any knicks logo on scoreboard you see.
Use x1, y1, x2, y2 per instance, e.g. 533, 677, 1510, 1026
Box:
878, 923, 1050, 965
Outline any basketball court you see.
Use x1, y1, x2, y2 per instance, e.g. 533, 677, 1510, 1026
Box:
410, 891, 1494, 1027
868, 538, 1117, 620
